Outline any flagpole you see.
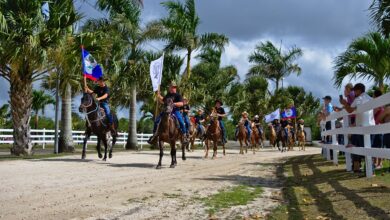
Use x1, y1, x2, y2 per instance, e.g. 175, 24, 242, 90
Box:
154, 86, 160, 120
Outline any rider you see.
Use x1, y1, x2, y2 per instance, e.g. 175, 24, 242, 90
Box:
148, 81, 188, 144
253, 115, 263, 135
280, 118, 291, 142
297, 119, 307, 136
194, 109, 205, 136
235, 111, 251, 142
181, 97, 191, 134
214, 99, 227, 144
84, 76, 116, 135
272, 119, 282, 134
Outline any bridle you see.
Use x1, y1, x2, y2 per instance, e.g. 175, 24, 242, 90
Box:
80, 94, 105, 126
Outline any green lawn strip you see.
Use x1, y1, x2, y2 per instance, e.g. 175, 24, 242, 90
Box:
269, 154, 390, 220
201, 185, 263, 215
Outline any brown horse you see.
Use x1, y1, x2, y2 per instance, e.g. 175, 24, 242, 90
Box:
275, 125, 288, 152
204, 112, 225, 158
237, 122, 249, 154
79, 93, 118, 161
188, 119, 205, 152
297, 124, 306, 151
155, 98, 187, 169
250, 123, 260, 153
286, 125, 295, 151
268, 124, 276, 149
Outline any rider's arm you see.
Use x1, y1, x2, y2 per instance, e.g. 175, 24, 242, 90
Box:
84, 84, 94, 94
96, 93, 108, 101
174, 102, 184, 108
157, 91, 164, 104
341, 99, 356, 113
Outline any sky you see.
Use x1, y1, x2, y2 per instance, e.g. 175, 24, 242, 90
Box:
0, 0, 378, 119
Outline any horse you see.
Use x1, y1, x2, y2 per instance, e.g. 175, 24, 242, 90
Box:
297, 124, 306, 151
250, 123, 260, 153
275, 125, 288, 152
286, 125, 295, 151
204, 111, 225, 158
155, 97, 187, 169
188, 119, 205, 152
237, 121, 249, 154
268, 123, 277, 149
79, 93, 118, 161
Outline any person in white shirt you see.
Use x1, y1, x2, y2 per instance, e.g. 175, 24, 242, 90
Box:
340, 83, 375, 173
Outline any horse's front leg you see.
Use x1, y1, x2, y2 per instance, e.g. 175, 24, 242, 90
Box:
102, 136, 108, 161
212, 140, 217, 159
156, 139, 163, 169
182, 140, 187, 161
170, 143, 177, 168
204, 139, 209, 158
82, 130, 91, 159
109, 134, 116, 158
96, 138, 102, 159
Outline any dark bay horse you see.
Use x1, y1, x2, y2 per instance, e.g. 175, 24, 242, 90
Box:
188, 119, 205, 152
155, 98, 186, 169
79, 93, 118, 160
204, 112, 225, 158
275, 125, 287, 152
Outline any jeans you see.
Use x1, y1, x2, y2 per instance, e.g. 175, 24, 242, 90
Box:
153, 110, 187, 134
219, 120, 226, 141
100, 102, 113, 124
183, 114, 191, 132
197, 124, 204, 134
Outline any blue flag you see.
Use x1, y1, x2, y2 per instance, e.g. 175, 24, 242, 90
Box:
82, 48, 103, 81
281, 107, 297, 120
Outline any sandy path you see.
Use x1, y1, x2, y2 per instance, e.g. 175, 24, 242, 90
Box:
0, 144, 320, 220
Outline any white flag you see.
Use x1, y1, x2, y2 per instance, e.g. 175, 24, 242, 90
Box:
265, 109, 280, 123
150, 54, 164, 92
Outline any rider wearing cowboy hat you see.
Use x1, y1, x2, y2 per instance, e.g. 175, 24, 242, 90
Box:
84, 76, 116, 135
148, 81, 188, 144
214, 99, 227, 144
235, 111, 251, 141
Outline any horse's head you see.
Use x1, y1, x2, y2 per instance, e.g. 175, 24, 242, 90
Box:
79, 93, 94, 113
210, 112, 219, 120
163, 97, 174, 114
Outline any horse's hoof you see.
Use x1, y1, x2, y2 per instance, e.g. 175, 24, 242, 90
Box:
109, 154, 113, 159
170, 164, 176, 168
98, 154, 103, 159
81, 154, 86, 160
102, 158, 107, 161
156, 165, 162, 169
182, 157, 186, 161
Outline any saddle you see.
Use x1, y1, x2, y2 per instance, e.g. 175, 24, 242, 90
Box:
169, 114, 180, 128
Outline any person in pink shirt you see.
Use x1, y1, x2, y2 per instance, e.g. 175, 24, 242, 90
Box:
372, 90, 385, 169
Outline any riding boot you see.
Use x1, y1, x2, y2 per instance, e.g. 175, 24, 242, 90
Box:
147, 134, 158, 145
110, 123, 118, 136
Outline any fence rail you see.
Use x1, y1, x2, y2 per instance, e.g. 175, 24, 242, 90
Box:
0, 129, 202, 149
320, 92, 390, 178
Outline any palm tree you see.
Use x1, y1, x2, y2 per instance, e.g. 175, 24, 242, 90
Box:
0, 0, 79, 155
369, 0, 390, 38
334, 32, 390, 92
32, 90, 55, 129
87, 1, 160, 150
158, 0, 229, 90
248, 41, 303, 92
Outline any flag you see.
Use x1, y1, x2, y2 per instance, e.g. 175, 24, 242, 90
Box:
265, 109, 280, 123
82, 48, 103, 81
281, 107, 297, 120
150, 54, 164, 92
42, 2, 50, 20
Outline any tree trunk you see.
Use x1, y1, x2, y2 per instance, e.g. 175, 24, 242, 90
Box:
59, 83, 74, 153
126, 87, 137, 150
10, 74, 33, 156
34, 113, 39, 129
378, 80, 385, 93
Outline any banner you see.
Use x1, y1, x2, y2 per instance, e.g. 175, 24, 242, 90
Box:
265, 109, 280, 123
281, 107, 297, 120
82, 48, 103, 81
150, 54, 164, 92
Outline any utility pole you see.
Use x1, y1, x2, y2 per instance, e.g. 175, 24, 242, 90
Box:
54, 70, 60, 154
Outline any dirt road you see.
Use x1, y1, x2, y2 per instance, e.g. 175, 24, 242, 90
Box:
0, 144, 320, 220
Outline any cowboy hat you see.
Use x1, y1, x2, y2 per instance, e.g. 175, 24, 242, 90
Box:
254, 115, 259, 118
215, 99, 223, 105
169, 81, 177, 87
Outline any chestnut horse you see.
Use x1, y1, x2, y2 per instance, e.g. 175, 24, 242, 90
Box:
237, 122, 249, 154
204, 112, 225, 158
155, 98, 187, 169
188, 119, 205, 152
250, 123, 260, 153
297, 124, 306, 151
79, 93, 118, 161
268, 124, 276, 149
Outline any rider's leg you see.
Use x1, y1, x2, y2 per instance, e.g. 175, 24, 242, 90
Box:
148, 113, 163, 145
100, 102, 113, 124
184, 115, 191, 132
246, 124, 251, 141
173, 110, 187, 134
219, 120, 227, 143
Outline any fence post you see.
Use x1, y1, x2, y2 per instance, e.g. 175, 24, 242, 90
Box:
123, 132, 126, 149
140, 133, 143, 150
331, 119, 338, 165
42, 128, 46, 150
343, 115, 352, 171
363, 113, 373, 177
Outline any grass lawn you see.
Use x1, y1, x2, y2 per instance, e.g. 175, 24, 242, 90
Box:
270, 154, 390, 220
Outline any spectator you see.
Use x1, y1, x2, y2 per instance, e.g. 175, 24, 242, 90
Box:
378, 106, 390, 172
372, 90, 384, 169
322, 95, 333, 144
341, 83, 375, 173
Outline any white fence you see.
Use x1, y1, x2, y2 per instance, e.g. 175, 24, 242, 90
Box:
320, 92, 390, 177
0, 129, 202, 149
